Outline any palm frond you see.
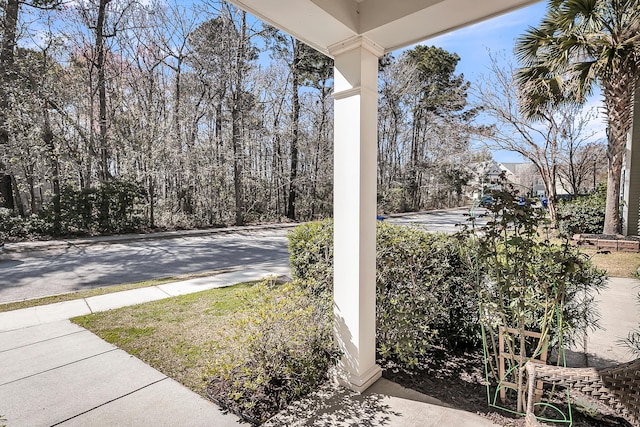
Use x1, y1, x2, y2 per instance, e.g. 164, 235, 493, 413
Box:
515, 26, 555, 66
572, 60, 598, 100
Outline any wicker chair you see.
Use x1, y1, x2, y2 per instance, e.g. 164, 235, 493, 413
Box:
524, 359, 640, 427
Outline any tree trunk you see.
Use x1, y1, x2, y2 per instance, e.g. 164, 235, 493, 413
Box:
543, 177, 557, 224
287, 38, 300, 220
231, 11, 248, 226
0, 0, 19, 209
311, 85, 329, 218
10, 175, 24, 216
604, 151, 624, 234
0, 175, 12, 210
409, 109, 422, 211
43, 103, 61, 234
232, 104, 244, 225
602, 77, 634, 235
96, 0, 112, 182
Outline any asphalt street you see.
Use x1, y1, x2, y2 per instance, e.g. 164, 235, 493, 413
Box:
0, 230, 290, 303
385, 207, 487, 233
0, 208, 478, 304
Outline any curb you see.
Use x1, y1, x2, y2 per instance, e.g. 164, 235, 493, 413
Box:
2, 222, 301, 254
1, 207, 472, 254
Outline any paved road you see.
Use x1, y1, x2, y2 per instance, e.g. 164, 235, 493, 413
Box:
0, 208, 478, 304
385, 207, 485, 233
0, 230, 290, 303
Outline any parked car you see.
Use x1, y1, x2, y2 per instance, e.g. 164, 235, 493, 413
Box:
480, 195, 494, 207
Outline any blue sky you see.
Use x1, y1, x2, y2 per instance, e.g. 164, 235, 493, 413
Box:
410, 2, 606, 163
422, 2, 548, 82
418, 2, 546, 163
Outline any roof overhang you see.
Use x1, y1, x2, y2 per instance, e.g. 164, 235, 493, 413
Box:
226, 0, 542, 57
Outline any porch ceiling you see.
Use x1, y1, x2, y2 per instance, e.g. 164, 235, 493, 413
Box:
226, 0, 542, 56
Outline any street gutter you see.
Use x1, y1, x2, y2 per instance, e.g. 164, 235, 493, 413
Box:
3, 222, 301, 254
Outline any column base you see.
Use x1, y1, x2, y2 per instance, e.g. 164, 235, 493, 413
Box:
333, 364, 382, 393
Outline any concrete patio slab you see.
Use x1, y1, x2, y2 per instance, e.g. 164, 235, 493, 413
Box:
0, 346, 166, 426
1, 328, 116, 385
85, 286, 172, 313
0, 299, 91, 332
264, 377, 499, 427
60, 376, 245, 427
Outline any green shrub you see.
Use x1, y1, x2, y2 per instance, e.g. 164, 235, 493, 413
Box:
378, 186, 410, 213
376, 224, 479, 364
0, 208, 51, 240
288, 221, 480, 368
287, 219, 334, 297
463, 183, 607, 410
0, 179, 147, 240
45, 179, 146, 235
0, 207, 26, 239
556, 187, 606, 237
206, 281, 339, 425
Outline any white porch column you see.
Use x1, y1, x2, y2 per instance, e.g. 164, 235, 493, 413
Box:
328, 36, 383, 392
623, 88, 640, 236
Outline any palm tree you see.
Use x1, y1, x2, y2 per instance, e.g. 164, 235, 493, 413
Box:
515, 0, 640, 235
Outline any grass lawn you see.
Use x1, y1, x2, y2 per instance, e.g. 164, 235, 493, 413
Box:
582, 249, 640, 278
72, 282, 260, 398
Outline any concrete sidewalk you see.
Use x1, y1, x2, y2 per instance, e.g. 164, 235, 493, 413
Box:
570, 276, 640, 369
0, 266, 292, 426
0, 320, 243, 427
1, 274, 637, 426
0, 262, 290, 332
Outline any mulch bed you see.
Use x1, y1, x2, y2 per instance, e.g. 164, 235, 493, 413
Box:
381, 349, 632, 427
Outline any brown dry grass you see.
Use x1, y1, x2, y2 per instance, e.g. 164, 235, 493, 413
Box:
72, 282, 259, 397
581, 249, 640, 278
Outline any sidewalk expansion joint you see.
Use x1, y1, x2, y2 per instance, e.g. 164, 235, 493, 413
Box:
0, 329, 87, 354
0, 348, 118, 387
155, 286, 173, 298
49, 377, 169, 426
82, 298, 93, 314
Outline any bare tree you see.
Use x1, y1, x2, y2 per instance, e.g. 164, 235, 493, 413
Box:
474, 53, 596, 222
558, 141, 607, 195
0, 0, 61, 209
0, 0, 20, 209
